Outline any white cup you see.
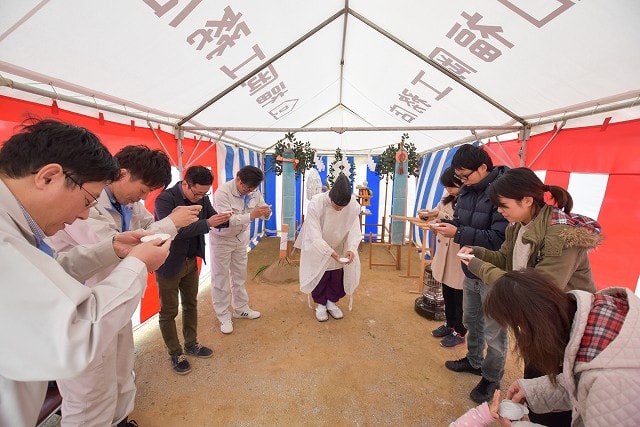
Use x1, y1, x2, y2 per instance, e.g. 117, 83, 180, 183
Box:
499, 400, 529, 420
140, 233, 171, 243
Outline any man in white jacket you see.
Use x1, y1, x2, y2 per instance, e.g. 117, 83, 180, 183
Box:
49, 145, 201, 427
295, 173, 362, 321
0, 119, 170, 426
210, 165, 271, 334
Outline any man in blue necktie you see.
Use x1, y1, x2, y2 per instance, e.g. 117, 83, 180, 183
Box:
210, 165, 271, 335
0, 119, 172, 426
49, 145, 202, 427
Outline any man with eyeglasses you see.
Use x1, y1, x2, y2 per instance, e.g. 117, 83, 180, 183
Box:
48, 145, 202, 426
154, 165, 232, 374
0, 119, 171, 426
210, 165, 271, 334
436, 144, 509, 404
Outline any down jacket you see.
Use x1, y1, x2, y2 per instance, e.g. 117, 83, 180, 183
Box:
467, 204, 603, 291
451, 166, 509, 279
517, 288, 640, 426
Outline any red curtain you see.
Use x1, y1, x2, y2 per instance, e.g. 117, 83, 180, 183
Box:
485, 119, 640, 291
2, 95, 638, 295
0, 95, 219, 323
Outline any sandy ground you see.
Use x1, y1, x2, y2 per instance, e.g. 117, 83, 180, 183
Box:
47, 237, 522, 427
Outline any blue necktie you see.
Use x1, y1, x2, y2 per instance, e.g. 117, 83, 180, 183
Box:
34, 235, 54, 257
112, 201, 132, 232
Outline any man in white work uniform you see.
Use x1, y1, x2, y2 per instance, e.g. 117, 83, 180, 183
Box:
49, 145, 201, 427
210, 165, 271, 334
0, 119, 170, 426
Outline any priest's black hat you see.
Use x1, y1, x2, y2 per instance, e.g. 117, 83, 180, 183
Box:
329, 173, 352, 207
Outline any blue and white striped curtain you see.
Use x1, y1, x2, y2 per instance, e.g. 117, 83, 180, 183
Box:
215, 145, 475, 253
263, 155, 357, 238
215, 142, 265, 249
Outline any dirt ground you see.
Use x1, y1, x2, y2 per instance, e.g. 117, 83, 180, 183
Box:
122, 237, 522, 426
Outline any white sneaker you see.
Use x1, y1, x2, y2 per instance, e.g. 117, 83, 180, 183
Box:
220, 320, 233, 334
315, 304, 328, 322
233, 308, 261, 319
326, 300, 344, 319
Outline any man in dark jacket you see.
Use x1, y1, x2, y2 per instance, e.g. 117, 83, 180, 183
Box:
154, 166, 231, 374
436, 145, 509, 403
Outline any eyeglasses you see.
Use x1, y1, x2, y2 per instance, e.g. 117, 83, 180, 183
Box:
64, 172, 100, 208
239, 181, 258, 193
454, 169, 477, 182
188, 185, 210, 199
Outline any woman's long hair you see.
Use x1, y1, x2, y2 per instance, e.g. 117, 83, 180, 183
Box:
484, 269, 576, 385
439, 166, 461, 207
489, 167, 573, 215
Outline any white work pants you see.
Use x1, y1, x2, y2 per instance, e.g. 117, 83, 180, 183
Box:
58, 321, 135, 427
210, 232, 250, 322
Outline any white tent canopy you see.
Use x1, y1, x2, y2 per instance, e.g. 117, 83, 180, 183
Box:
1, 0, 639, 154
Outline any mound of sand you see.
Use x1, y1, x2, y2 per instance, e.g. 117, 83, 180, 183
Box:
259, 256, 300, 283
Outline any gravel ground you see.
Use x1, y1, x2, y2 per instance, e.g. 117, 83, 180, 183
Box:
123, 237, 520, 426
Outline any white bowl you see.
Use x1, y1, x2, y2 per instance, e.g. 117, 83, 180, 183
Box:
499, 400, 529, 420
456, 253, 475, 260
140, 233, 171, 243
338, 257, 349, 263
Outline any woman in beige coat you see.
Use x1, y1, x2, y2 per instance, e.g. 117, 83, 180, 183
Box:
419, 167, 466, 347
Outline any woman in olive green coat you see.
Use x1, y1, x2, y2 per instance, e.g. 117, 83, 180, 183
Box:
459, 167, 604, 426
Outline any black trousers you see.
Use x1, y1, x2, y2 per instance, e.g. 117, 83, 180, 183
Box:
442, 284, 466, 335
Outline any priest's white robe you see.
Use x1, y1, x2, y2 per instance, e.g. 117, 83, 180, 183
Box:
295, 193, 361, 298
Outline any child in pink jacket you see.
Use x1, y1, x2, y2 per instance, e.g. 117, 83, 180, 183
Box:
450, 390, 542, 426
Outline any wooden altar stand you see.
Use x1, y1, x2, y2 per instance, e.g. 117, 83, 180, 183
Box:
378, 215, 432, 294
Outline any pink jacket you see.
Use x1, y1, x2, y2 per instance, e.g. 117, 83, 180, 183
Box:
451, 402, 544, 426
449, 402, 493, 426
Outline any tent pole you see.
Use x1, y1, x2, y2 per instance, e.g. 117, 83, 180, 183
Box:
0, 76, 259, 151
518, 127, 531, 167
428, 97, 640, 155
147, 121, 177, 167
185, 131, 223, 169
178, 9, 346, 126
175, 128, 185, 174
382, 175, 389, 243
185, 141, 216, 170
183, 125, 521, 133
347, 8, 526, 126
184, 136, 203, 167
528, 121, 567, 169
482, 142, 514, 169
338, 1, 349, 104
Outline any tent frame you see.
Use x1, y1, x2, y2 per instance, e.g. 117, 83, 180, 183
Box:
2, 0, 639, 158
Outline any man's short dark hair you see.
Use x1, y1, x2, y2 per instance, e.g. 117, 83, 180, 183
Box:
451, 144, 493, 172
236, 165, 264, 187
115, 145, 172, 189
0, 118, 118, 183
184, 165, 213, 186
